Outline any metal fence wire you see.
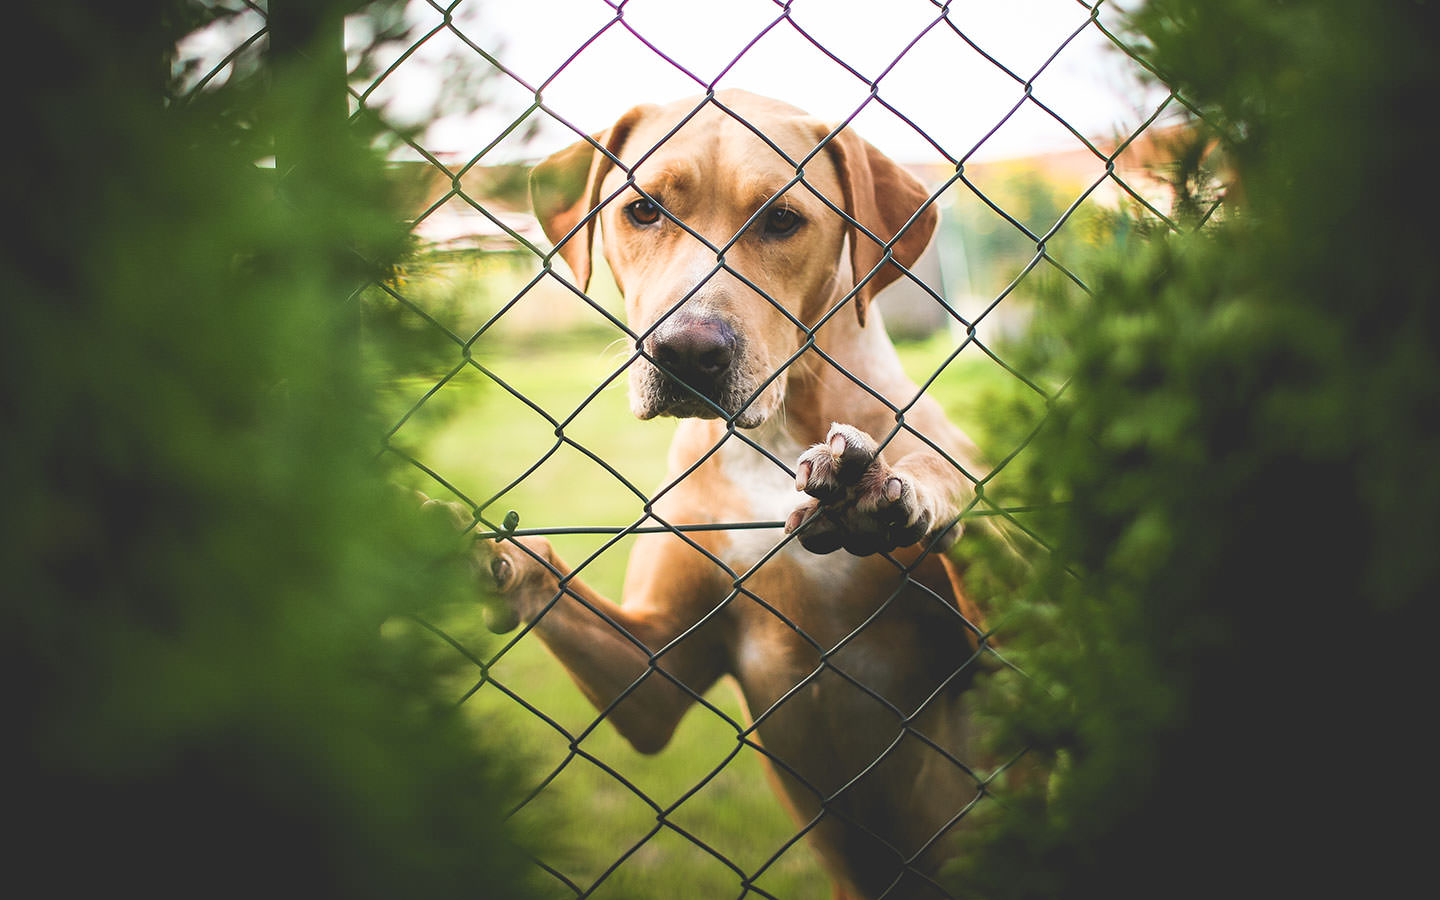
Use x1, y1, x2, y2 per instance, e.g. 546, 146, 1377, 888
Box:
188, 2, 1221, 897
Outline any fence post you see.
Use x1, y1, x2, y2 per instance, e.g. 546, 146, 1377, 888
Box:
268, 0, 348, 216
266, 0, 379, 369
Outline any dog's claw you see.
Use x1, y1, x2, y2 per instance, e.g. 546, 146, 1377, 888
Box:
883, 477, 904, 504
784, 502, 812, 535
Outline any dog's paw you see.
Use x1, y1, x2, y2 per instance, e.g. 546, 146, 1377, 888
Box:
414, 493, 553, 634
784, 424, 931, 556
476, 535, 566, 634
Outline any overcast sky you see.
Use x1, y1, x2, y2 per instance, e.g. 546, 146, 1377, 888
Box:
177, 0, 1164, 166
358, 0, 1167, 165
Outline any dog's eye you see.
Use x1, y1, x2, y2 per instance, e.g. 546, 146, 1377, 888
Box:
763, 207, 802, 236
626, 198, 662, 226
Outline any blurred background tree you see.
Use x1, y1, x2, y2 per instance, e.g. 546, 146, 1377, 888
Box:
950, 1, 1438, 898
1, 2, 540, 896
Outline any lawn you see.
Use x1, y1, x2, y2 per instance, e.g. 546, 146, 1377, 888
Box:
376, 288, 1046, 898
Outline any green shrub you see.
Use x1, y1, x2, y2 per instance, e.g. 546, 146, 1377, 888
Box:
952, 3, 1438, 897
3, 3, 539, 896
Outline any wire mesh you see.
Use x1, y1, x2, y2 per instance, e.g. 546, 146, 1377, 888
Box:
183, 2, 1221, 897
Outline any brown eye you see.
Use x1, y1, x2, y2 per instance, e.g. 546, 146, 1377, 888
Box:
764, 206, 802, 236
626, 198, 662, 226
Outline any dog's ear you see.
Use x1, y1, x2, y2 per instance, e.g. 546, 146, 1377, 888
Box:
529, 105, 655, 291
820, 127, 938, 327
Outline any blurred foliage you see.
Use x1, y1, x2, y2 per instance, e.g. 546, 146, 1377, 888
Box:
941, 165, 1124, 312
1, 2, 541, 896
949, 1, 1438, 898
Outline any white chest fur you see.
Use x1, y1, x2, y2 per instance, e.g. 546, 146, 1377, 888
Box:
714, 422, 853, 590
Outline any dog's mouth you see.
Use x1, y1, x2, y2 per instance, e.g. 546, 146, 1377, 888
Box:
629, 359, 777, 429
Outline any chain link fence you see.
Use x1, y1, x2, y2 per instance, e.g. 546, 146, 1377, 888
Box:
183, 2, 1219, 897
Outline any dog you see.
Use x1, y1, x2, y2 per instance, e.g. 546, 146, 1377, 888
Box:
461, 90, 999, 900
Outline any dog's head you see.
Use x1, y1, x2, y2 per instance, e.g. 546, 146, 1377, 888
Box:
529, 90, 936, 429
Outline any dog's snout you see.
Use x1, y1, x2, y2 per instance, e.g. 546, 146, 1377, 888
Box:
632, 309, 758, 422
648, 315, 737, 387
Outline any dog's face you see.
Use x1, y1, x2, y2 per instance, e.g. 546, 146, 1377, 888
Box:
593, 96, 851, 427
530, 90, 936, 429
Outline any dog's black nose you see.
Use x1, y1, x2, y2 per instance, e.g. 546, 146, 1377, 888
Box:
648, 314, 737, 392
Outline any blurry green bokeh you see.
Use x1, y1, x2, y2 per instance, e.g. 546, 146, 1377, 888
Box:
3, 3, 540, 896
949, 2, 1438, 898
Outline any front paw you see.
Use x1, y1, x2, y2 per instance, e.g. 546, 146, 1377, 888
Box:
784, 424, 930, 556
415, 493, 548, 634
475, 536, 559, 634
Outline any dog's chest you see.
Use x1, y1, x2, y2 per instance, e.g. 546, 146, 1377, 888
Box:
710, 428, 938, 716
712, 431, 853, 589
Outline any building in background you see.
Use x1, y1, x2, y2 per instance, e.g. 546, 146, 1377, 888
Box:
394, 124, 1217, 344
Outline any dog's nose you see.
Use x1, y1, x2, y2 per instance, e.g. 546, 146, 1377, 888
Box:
648, 315, 737, 390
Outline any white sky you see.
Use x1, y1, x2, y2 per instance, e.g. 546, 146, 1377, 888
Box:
364, 0, 1167, 165
178, 0, 1166, 166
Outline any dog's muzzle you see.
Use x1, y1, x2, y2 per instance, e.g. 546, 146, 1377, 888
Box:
635, 313, 756, 423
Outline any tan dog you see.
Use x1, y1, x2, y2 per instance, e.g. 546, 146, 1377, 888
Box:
476, 90, 995, 900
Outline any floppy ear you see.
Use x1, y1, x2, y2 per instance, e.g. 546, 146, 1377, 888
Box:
529, 105, 655, 291
820, 127, 938, 326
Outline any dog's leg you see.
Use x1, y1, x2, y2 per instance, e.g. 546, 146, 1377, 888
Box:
474, 533, 728, 754
785, 423, 970, 557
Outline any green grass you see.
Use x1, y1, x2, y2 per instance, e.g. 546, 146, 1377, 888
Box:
381, 315, 1045, 899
